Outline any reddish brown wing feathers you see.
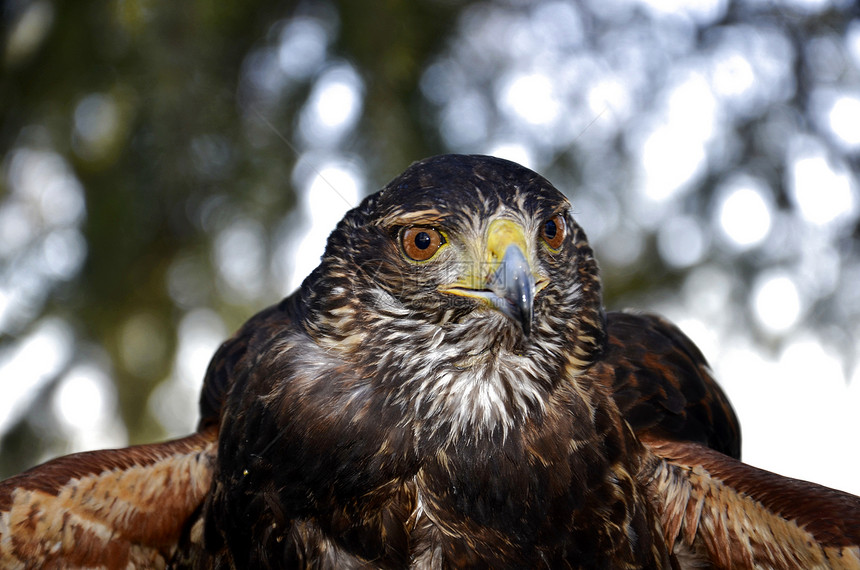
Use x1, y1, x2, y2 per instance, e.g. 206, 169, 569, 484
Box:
600, 311, 742, 459
0, 428, 217, 569
643, 436, 860, 569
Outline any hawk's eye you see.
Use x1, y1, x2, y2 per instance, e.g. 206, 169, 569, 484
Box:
400, 226, 445, 261
541, 214, 566, 250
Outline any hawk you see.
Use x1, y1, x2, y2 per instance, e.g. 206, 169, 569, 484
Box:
1, 154, 858, 568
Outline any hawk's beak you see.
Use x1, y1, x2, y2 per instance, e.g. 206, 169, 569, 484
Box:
489, 241, 535, 336
441, 218, 538, 336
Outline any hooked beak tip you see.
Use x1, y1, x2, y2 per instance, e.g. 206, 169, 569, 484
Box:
490, 244, 536, 336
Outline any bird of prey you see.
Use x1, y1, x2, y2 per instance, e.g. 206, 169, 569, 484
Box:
2, 154, 859, 568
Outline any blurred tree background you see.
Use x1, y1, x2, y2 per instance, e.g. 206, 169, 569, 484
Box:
1, 0, 859, 492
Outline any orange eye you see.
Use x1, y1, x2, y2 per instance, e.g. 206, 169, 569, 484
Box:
400, 226, 445, 261
541, 214, 566, 250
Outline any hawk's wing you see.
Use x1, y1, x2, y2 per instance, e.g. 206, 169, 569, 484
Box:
0, 299, 298, 569
602, 312, 860, 567
599, 311, 742, 458
0, 428, 216, 568
641, 436, 860, 568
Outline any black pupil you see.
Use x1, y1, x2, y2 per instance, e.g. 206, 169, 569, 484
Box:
414, 231, 431, 250
544, 219, 557, 240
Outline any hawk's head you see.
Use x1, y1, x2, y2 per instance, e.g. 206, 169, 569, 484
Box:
299, 154, 606, 436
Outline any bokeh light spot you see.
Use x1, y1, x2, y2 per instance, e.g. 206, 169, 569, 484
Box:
639, 124, 707, 201
52, 365, 113, 432
717, 177, 772, 248
213, 218, 267, 302
752, 272, 802, 334
500, 73, 560, 126
789, 149, 856, 227
72, 93, 122, 161
711, 53, 755, 99
299, 65, 364, 146
278, 17, 330, 79
4, 0, 54, 66
0, 319, 72, 437
827, 95, 860, 149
